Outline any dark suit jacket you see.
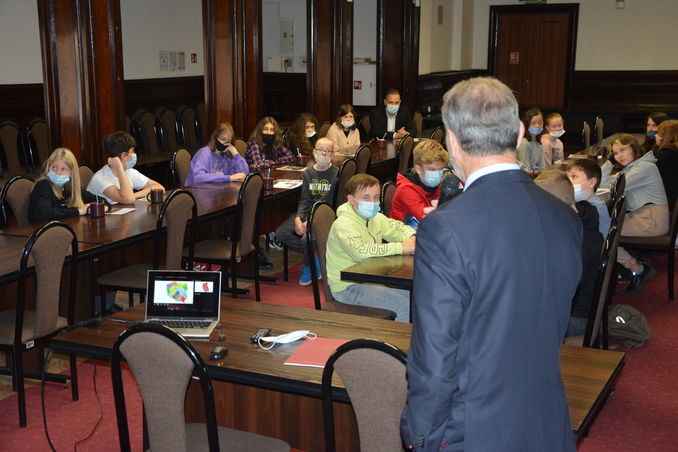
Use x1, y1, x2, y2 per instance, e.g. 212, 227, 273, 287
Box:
368, 106, 415, 140
401, 169, 582, 452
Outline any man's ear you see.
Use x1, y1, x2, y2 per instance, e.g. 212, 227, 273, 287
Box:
516, 121, 525, 149
446, 128, 460, 154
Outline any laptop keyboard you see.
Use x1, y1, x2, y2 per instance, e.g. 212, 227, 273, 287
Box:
149, 319, 212, 329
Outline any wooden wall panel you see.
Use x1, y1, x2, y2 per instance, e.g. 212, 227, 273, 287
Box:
307, 0, 333, 122
0, 84, 45, 127
124, 77, 204, 114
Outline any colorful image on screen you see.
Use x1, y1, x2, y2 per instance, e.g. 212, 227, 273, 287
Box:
153, 280, 194, 305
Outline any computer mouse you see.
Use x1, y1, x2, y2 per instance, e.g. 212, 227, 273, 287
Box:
209, 346, 228, 360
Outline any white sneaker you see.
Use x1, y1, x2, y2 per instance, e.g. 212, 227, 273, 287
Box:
268, 232, 284, 250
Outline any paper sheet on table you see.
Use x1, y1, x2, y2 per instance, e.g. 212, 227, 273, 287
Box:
108, 208, 136, 215
273, 179, 303, 189
277, 166, 307, 172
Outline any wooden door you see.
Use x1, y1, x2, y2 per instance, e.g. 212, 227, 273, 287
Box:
489, 5, 578, 109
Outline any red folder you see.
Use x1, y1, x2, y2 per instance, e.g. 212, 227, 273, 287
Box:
283, 337, 349, 368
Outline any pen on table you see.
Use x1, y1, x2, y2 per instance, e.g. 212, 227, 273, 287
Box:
146, 181, 153, 191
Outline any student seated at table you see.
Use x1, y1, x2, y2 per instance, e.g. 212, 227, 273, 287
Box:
274, 138, 339, 285
390, 140, 449, 223
566, 158, 611, 237
28, 147, 110, 223
87, 131, 164, 204
516, 107, 546, 173
245, 117, 295, 170
326, 174, 416, 322
185, 122, 249, 186
654, 119, 678, 208
534, 170, 602, 338
325, 104, 361, 152
284, 112, 320, 156
601, 134, 669, 294
642, 111, 668, 153
541, 112, 566, 165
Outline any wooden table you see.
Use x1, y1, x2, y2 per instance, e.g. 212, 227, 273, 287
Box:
341, 254, 414, 290
50, 299, 624, 450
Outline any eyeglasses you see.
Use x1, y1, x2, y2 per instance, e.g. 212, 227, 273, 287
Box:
314, 148, 333, 154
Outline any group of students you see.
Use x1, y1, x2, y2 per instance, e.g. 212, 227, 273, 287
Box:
516, 108, 566, 173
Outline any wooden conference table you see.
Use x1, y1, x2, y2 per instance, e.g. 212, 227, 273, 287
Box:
51, 299, 624, 451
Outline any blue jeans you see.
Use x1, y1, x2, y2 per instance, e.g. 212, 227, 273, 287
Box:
332, 283, 410, 322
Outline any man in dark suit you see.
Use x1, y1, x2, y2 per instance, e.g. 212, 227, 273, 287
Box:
401, 77, 582, 452
368, 88, 416, 140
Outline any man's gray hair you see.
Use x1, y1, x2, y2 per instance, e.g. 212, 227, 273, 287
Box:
441, 77, 520, 156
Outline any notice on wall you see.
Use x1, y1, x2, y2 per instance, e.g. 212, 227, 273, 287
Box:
160, 51, 186, 72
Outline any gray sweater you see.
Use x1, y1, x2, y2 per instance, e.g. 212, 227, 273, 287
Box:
516, 138, 546, 173
601, 151, 667, 211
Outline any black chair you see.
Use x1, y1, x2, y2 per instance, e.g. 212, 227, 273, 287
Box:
608, 172, 626, 215
595, 116, 604, 145
178, 106, 200, 152
111, 322, 290, 452
195, 102, 207, 145
332, 157, 357, 209
358, 114, 370, 139
0, 221, 79, 427
581, 121, 591, 149
620, 196, 678, 300
0, 176, 35, 228
307, 201, 396, 319
380, 180, 396, 218
354, 144, 371, 174
188, 173, 264, 300
157, 108, 181, 155
396, 134, 414, 176
96, 190, 197, 313
322, 339, 407, 452
25, 118, 50, 174
0, 120, 31, 177
430, 126, 444, 145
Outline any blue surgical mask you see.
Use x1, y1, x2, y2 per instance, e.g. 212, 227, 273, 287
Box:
528, 127, 543, 136
647, 131, 657, 138
126, 153, 137, 169
357, 201, 380, 219
386, 105, 399, 115
573, 183, 586, 202
47, 171, 70, 187
423, 170, 444, 187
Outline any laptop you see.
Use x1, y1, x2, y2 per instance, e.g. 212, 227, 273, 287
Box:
145, 270, 221, 338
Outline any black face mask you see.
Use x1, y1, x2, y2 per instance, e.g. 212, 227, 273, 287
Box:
215, 140, 228, 152
262, 133, 275, 145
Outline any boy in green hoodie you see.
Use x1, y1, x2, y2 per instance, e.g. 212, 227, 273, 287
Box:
326, 174, 416, 321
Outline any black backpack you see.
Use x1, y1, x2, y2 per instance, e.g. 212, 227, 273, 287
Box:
607, 304, 651, 349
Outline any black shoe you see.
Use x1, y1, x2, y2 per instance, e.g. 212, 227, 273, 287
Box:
626, 263, 656, 295
258, 250, 273, 270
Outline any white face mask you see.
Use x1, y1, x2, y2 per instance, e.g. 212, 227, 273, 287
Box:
314, 153, 332, 166
257, 330, 317, 350
305, 130, 316, 138
550, 130, 565, 138
341, 120, 354, 129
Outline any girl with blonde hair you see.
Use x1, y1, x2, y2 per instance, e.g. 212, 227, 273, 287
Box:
28, 147, 108, 222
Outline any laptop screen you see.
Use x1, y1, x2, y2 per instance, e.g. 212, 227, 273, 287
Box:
146, 270, 221, 319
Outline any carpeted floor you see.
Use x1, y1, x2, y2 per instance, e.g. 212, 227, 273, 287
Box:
0, 246, 676, 451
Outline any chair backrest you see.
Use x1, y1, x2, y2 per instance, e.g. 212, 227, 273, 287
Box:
380, 181, 396, 218
178, 106, 200, 151
581, 121, 591, 149
26, 118, 49, 173
233, 138, 248, 156
332, 157, 357, 209
195, 103, 207, 145
111, 323, 220, 452
232, 173, 264, 258
158, 108, 180, 154
610, 195, 627, 233
154, 189, 197, 271
358, 114, 370, 138
1, 176, 35, 227
354, 144, 371, 174
430, 126, 444, 145
307, 201, 337, 308
668, 196, 678, 244
397, 134, 414, 175
17, 221, 78, 342
171, 149, 192, 188
318, 122, 332, 138
0, 120, 27, 177
608, 171, 626, 215
321, 339, 407, 452
78, 165, 94, 191
413, 111, 423, 138
582, 225, 619, 348
595, 116, 604, 144
138, 111, 161, 155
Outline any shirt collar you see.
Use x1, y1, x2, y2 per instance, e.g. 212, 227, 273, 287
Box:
463, 162, 520, 191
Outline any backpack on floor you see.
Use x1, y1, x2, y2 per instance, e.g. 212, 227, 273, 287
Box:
607, 304, 651, 349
